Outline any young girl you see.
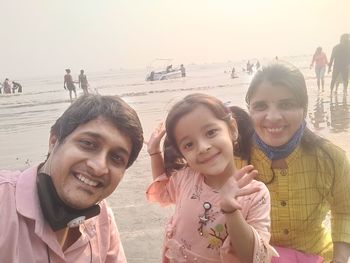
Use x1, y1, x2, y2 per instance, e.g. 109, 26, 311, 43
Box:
310, 46, 328, 91
146, 93, 277, 263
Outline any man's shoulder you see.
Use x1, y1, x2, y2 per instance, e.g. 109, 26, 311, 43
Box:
0, 169, 21, 186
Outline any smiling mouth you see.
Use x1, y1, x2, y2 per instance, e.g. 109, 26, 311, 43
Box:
266, 127, 284, 133
199, 153, 220, 164
74, 173, 101, 187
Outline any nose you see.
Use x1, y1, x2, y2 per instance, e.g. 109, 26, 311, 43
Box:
86, 153, 109, 177
265, 107, 283, 121
198, 139, 211, 153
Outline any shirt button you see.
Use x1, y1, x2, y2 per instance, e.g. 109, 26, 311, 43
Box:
283, 229, 289, 235
281, 200, 287, 206
280, 169, 287, 176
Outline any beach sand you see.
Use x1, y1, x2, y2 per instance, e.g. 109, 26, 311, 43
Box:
1, 61, 350, 262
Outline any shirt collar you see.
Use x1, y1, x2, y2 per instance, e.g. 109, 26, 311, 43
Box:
16, 165, 43, 221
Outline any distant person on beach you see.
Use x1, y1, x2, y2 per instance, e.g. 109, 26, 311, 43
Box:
310, 46, 328, 91
166, 64, 173, 73
180, 64, 186, 77
146, 93, 277, 262
329, 33, 350, 94
3, 78, 12, 94
0, 94, 144, 262
256, 61, 261, 71
78, 69, 89, 95
231, 66, 237, 78
64, 69, 77, 102
247, 60, 254, 75
245, 62, 350, 262
12, 81, 23, 93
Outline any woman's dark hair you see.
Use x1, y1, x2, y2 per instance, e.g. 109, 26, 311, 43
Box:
163, 93, 252, 174
51, 94, 144, 168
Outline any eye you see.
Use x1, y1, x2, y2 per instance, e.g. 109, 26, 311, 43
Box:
280, 100, 299, 110
206, 128, 218, 138
251, 102, 267, 111
182, 141, 193, 150
110, 153, 126, 166
79, 140, 96, 150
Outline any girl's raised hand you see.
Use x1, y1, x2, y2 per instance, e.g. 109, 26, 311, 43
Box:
144, 122, 166, 155
219, 165, 260, 212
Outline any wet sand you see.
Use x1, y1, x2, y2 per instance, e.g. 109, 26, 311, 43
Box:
1, 70, 350, 262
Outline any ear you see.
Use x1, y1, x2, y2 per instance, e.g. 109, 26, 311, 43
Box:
48, 133, 58, 154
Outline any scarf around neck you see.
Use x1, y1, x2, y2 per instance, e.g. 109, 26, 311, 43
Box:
253, 121, 306, 160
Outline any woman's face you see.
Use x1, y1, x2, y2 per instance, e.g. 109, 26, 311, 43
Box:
248, 81, 305, 147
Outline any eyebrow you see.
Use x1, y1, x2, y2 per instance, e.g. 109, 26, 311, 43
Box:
177, 123, 218, 145
80, 131, 131, 156
251, 97, 296, 104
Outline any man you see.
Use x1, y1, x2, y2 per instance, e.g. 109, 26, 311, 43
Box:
180, 64, 186, 77
79, 69, 89, 95
64, 69, 78, 102
0, 94, 144, 262
12, 81, 23, 93
329, 33, 350, 94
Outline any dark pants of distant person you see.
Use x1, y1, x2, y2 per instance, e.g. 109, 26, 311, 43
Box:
330, 66, 349, 92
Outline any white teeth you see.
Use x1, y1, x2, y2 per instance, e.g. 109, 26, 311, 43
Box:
76, 174, 98, 187
267, 127, 283, 133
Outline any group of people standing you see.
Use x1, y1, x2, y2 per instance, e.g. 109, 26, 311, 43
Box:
310, 33, 350, 93
0, 78, 22, 94
1, 44, 350, 262
63, 68, 89, 102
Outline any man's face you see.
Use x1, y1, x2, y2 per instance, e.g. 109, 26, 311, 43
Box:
47, 117, 132, 209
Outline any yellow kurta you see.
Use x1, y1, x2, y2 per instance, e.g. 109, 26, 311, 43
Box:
245, 142, 350, 262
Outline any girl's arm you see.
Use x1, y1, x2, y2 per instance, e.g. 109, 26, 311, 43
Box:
145, 123, 166, 180
219, 165, 261, 263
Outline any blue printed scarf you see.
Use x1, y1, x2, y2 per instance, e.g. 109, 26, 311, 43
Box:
253, 121, 306, 160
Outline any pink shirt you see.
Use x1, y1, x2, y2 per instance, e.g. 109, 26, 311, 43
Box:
147, 167, 277, 263
311, 52, 328, 68
0, 166, 127, 263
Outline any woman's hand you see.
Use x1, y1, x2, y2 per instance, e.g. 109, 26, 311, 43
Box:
145, 122, 166, 155
219, 165, 260, 212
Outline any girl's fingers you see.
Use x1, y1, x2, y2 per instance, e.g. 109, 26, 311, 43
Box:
237, 169, 258, 188
236, 186, 261, 197
234, 165, 255, 180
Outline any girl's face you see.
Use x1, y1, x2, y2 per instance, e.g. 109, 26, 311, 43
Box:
249, 82, 304, 147
174, 105, 236, 181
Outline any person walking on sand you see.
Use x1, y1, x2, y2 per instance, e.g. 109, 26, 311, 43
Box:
310, 46, 328, 91
0, 94, 144, 262
146, 93, 277, 262
329, 33, 350, 94
64, 69, 77, 102
78, 69, 89, 95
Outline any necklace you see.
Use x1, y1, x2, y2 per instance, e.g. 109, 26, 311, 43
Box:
197, 202, 212, 236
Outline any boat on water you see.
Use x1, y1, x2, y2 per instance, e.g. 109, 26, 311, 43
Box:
145, 58, 183, 81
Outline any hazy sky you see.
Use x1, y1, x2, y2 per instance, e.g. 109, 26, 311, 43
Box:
1, 0, 349, 78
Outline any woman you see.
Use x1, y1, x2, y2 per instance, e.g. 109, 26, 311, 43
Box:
310, 47, 328, 91
245, 62, 350, 262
